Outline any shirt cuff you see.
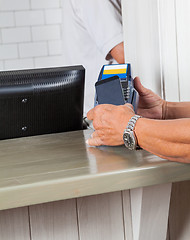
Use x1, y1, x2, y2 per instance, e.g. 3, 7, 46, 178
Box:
100, 32, 124, 61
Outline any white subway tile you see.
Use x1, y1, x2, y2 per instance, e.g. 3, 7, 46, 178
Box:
0, 44, 18, 60
0, 12, 15, 28
0, 61, 4, 70
32, 25, 61, 41
19, 42, 48, 58
48, 40, 62, 55
35, 56, 63, 68
4, 58, 34, 70
2, 27, 31, 43
0, 0, 29, 11
15, 11, 44, 27
45, 9, 62, 24
31, 0, 60, 9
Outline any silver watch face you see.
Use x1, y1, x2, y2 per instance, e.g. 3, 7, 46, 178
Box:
123, 131, 136, 150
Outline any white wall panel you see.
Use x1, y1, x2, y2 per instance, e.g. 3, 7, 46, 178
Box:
158, 0, 180, 101
175, 0, 190, 101
122, 0, 162, 95
130, 184, 171, 240
0, 207, 30, 240
29, 199, 79, 240
77, 192, 125, 240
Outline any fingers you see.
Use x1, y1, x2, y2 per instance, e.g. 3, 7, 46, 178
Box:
91, 130, 100, 138
88, 130, 102, 145
87, 108, 94, 120
87, 130, 106, 146
87, 104, 112, 121
86, 137, 103, 146
134, 77, 148, 96
86, 104, 132, 147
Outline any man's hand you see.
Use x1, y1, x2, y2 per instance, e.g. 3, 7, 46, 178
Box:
86, 104, 135, 146
134, 77, 166, 119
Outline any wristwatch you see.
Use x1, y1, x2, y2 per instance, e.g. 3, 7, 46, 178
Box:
123, 115, 142, 150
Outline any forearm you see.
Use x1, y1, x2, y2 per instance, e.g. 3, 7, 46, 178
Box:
164, 101, 190, 119
136, 118, 190, 163
110, 42, 125, 64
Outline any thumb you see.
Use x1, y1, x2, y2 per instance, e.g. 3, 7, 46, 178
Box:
134, 77, 148, 96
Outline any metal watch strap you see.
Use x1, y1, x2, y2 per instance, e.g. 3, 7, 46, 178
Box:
126, 115, 142, 149
126, 115, 141, 131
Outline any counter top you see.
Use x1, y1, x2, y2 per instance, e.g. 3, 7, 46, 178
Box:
0, 129, 190, 210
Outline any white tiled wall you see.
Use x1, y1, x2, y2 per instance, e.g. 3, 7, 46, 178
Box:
0, 0, 63, 71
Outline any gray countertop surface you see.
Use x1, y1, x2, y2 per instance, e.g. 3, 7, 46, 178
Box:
0, 129, 190, 210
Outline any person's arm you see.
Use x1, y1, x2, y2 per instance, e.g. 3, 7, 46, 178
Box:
164, 101, 190, 119
110, 42, 125, 64
87, 104, 190, 163
135, 118, 190, 163
76, 0, 124, 63
134, 77, 190, 119
134, 77, 190, 162
87, 78, 190, 163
